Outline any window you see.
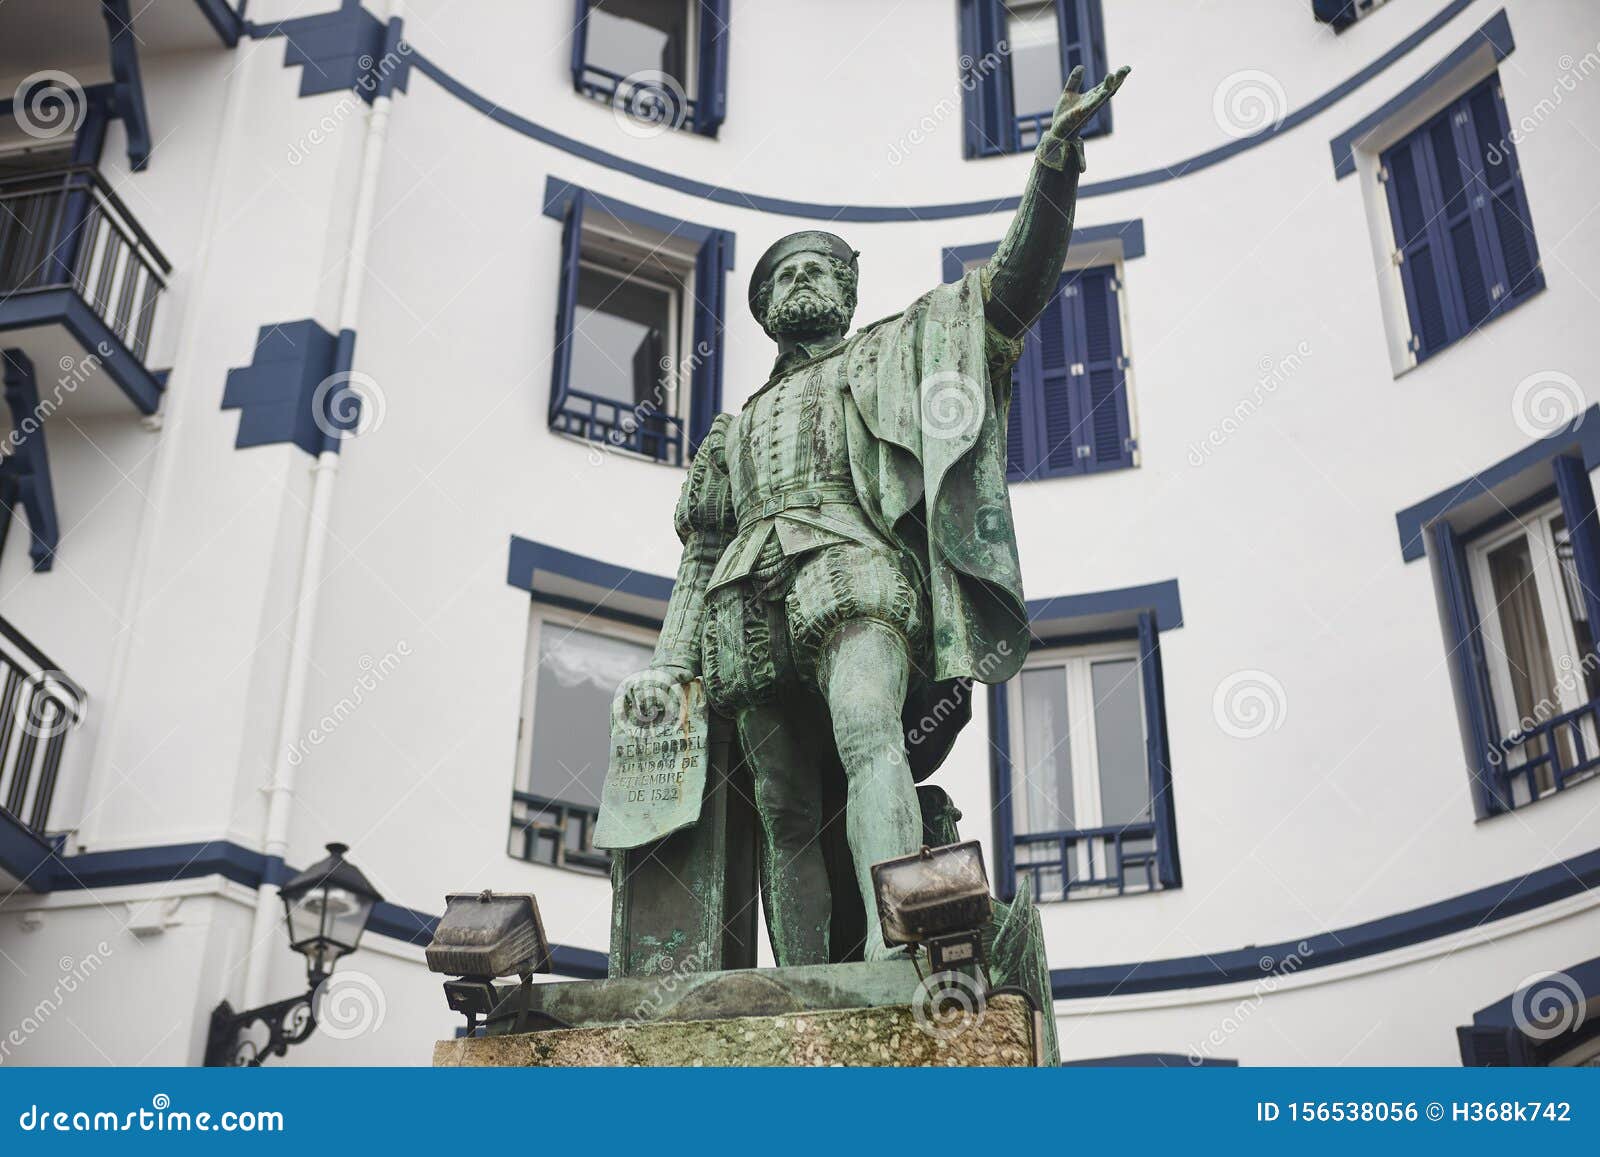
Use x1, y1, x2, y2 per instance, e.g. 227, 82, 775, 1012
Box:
959, 0, 1110, 158
547, 185, 732, 465
570, 0, 730, 137
1427, 452, 1600, 816
1006, 264, 1134, 482
993, 611, 1178, 901
510, 609, 655, 872
1466, 501, 1600, 807
1380, 75, 1543, 364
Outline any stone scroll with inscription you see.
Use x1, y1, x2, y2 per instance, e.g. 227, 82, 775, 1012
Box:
594, 679, 710, 851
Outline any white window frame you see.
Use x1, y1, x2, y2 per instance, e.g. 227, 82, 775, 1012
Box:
564, 218, 698, 464
1006, 637, 1151, 899
1467, 500, 1599, 795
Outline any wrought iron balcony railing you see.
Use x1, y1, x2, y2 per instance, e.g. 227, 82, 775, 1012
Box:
0, 614, 83, 840
575, 64, 698, 132
1013, 821, 1160, 901
0, 166, 171, 365
509, 790, 610, 874
1496, 696, 1600, 807
550, 386, 686, 466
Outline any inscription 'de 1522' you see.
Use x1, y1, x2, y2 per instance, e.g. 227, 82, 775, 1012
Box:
593, 678, 710, 851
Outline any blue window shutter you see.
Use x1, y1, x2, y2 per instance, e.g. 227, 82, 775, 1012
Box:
1037, 277, 1083, 476
1004, 365, 1031, 479
549, 190, 585, 425
688, 229, 729, 452
958, 0, 1011, 158
692, 0, 730, 137
1057, 0, 1110, 138
1458, 79, 1544, 310
1431, 520, 1511, 815
1008, 265, 1132, 482
1074, 267, 1132, 471
987, 683, 1018, 902
1137, 611, 1179, 888
1553, 455, 1600, 641
569, 0, 589, 92
1383, 134, 1453, 357
1384, 77, 1544, 362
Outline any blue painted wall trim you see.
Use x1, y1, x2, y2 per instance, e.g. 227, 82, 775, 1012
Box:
942, 219, 1145, 282
507, 536, 675, 605
1330, 8, 1513, 178
222, 320, 348, 457
0, 351, 60, 572
101, 0, 152, 171
16, 832, 1597, 992
1393, 406, 1600, 561
0, 808, 55, 889
249, 0, 410, 105
330, 0, 1478, 218
542, 177, 736, 267
24, 838, 609, 978
1026, 578, 1183, 633
1050, 844, 1600, 999
192, 0, 246, 48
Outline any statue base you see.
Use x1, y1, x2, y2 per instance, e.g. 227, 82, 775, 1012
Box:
432, 965, 1040, 1067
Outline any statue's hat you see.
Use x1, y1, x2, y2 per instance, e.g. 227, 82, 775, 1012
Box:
748, 230, 858, 319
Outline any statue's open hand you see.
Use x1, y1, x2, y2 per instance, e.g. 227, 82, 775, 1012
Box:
1047, 63, 1131, 141
614, 663, 694, 733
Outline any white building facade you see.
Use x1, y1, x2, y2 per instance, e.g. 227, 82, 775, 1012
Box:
0, 0, 1597, 1067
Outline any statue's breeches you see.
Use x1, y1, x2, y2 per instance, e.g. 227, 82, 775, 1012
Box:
701, 543, 924, 712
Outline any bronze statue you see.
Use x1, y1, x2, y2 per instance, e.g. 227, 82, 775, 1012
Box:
616, 65, 1131, 965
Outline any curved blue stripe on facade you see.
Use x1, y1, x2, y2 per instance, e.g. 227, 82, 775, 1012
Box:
21, 836, 1597, 990
1050, 845, 1600, 999
260, 0, 1484, 219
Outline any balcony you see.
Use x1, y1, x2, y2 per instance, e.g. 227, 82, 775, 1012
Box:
0, 614, 82, 892
0, 166, 171, 414
508, 791, 610, 874
1013, 822, 1161, 900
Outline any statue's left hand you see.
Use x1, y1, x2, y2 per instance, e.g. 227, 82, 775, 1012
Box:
1047, 63, 1131, 142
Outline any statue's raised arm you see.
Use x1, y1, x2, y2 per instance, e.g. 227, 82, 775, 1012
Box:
985, 64, 1132, 339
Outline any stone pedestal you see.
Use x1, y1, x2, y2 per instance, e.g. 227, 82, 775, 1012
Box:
607, 713, 759, 977
433, 992, 1037, 1067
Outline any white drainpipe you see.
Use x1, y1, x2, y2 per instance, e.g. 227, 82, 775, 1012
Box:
241, 1, 404, 1008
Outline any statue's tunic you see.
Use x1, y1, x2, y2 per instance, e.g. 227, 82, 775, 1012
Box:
655, 269, 1031, 778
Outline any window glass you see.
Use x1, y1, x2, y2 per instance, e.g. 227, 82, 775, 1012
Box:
527, 622, 652, 808
1090, 657, 1150, 827
1005, 1, 1061, 117
1017, 665, 1073, 834
572, 264, 671, 410
586, 0, 688, 88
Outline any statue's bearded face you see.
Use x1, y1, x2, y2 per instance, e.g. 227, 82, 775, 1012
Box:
761, 251, 856, 339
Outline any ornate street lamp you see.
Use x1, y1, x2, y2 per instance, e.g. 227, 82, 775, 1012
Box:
204, 843, 384, 1067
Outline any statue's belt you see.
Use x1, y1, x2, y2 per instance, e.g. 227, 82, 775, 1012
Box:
735, 484, 858, 529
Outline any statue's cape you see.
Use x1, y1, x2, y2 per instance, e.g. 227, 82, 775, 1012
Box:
840, 269, 1030, 778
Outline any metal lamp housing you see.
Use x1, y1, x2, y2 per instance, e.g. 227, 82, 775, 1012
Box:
871, 841, 992, 948
280, 842, 384, 982
426, 891, 551, 980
